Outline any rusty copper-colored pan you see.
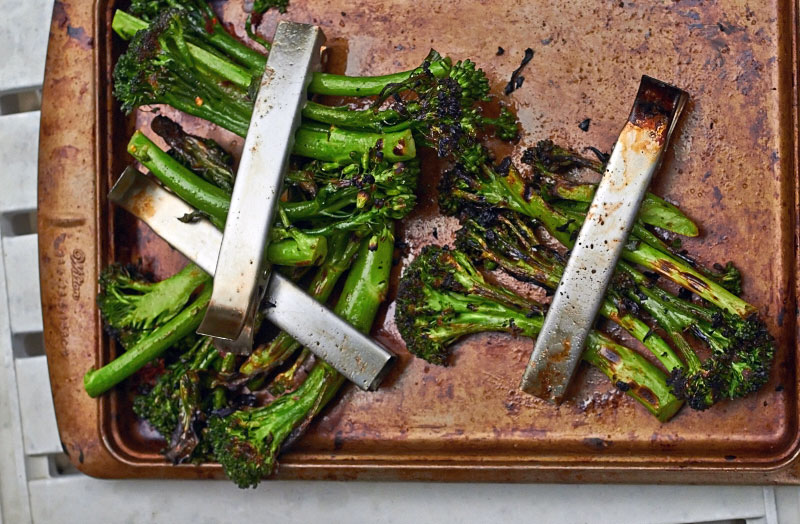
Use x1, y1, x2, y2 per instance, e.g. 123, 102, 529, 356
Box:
38, 0, 800, 482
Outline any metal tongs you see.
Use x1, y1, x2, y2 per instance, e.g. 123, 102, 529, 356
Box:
520, 76, 688, 403
110, 21, 394, 391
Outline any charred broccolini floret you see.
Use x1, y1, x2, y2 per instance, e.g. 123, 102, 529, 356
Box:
151, 115, 235, 192
113, 10, 254, 135
208, 360, 343, 488
133, 335, 221, 463
122, 0, 267, 74
85, 264, 212, 398
395, 246, 683, 421
611, 266, 774, 410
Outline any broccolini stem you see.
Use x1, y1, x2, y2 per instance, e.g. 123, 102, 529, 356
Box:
128, 131, 229, 227
308, 61, 449, 96
333, 229, 394, 332
294, 227, 397, 419
212, 350, 237, 410
268, 348, 312, 395
160, 91, 252, 138
551, 184, 698, 237
112, 10, 149, 39
188, 44, 253, 89
599, 300, 683, 373
293, 125, 416, 164
624, 244, 755, 318
84, 285, 212, 397
554, 203, 676, 255
203, 18, 267, 73
616, 262, 706, 373
240, 332, 301, 379
583, 331, 684, 422
301, 101, 404, 132
238, 233, 362, 376
280, 187, 359, 221
457, 217, 684, 372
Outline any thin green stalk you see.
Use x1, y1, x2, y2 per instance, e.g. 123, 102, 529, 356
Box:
127, 132, 328, 267
113, 10, 266, 75
293, 125, 415, 164
308, 61, 449, 96
583, 331, 684, 422
457, 217, 684, 372
551, 184, 698, 237
85, 286, 212, 397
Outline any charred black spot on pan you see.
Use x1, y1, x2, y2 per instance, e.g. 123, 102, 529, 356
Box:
504, 48, 534, 95
578, 118, 591, 132
615, 380, 631, 392
587, 146, 609, 163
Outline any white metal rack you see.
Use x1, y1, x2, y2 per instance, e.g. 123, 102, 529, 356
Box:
0, 1, 797, 522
